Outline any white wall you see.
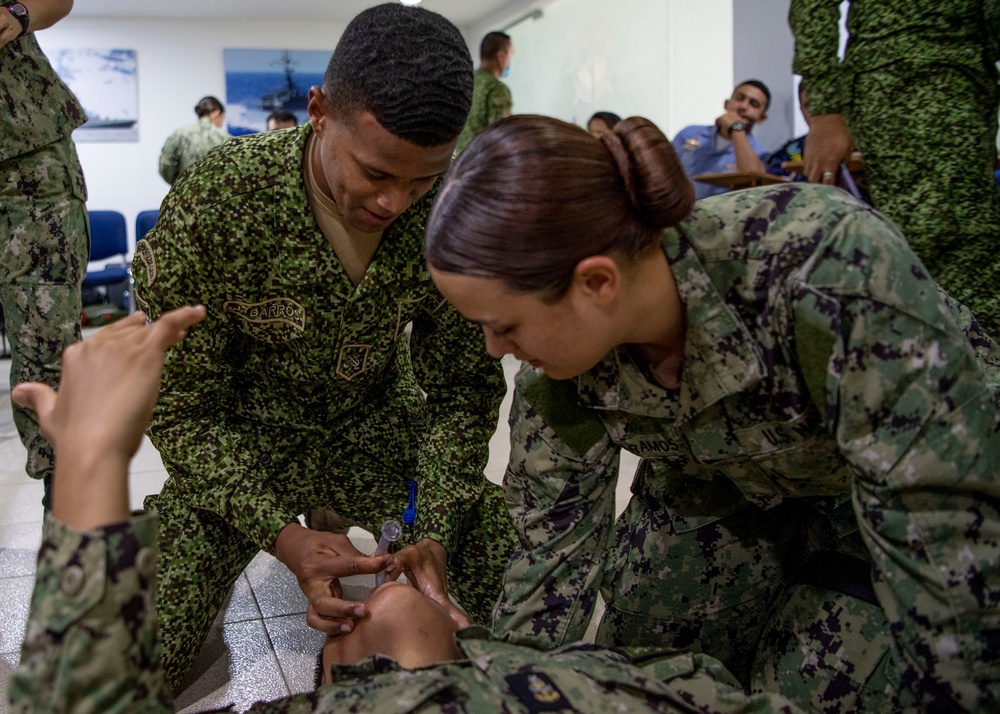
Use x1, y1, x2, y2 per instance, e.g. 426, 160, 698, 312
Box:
470, 0, 734, 139
36, 17, 348, 254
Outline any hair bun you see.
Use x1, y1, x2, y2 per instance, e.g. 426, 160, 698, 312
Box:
613, 117, 694, 229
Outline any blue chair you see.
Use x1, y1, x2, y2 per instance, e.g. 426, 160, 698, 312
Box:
83, 210, 132, 312
136, 209, 159, 243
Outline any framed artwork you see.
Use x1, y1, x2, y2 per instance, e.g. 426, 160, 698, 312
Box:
50, 48, 138, 142
223, 48, 329, 135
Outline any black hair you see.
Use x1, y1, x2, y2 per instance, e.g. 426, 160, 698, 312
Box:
588, 111, 622, 130
195, 96, 224, 117
266, 109, 297, 126
323, 3, 472, 147
480, 31, 511, 61
736, 79, 771, 110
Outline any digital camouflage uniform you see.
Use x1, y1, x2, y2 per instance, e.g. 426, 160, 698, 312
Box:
157, 119, 230, 184
10, 512, 805, 713
0, 30, 89, 507
133, 124, 515, 690
494, 184, 1000, 712
790, 0, 1000, 337
453, 69, 512, 155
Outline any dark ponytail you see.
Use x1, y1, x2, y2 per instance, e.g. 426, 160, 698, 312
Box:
426, 115, 693, 300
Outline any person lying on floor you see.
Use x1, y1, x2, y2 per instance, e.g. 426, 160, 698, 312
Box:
8, 307, 804, 713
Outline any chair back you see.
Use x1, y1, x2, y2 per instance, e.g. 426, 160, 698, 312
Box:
136, 209, 160, 243
87, 210, 128, 262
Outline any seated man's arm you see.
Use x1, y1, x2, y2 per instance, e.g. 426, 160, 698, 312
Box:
715, 114, 767, 174
9, 308, 204, 713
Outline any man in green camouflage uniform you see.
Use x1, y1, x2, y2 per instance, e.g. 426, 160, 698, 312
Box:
454, 31, 513, 155
0, 0, 88, 508
7, 308, 803, 714
493, 184, 1000, 712
790, 0, 1000, 336
157, 94, 229, 184
133, 5, 515, 691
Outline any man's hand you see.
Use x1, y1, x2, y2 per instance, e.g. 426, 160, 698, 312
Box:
714, 110, 743, 140
273, 522, 393, 636
803, 113, 854, 184
383, 538, 470, 629
0, 6, 23, 49
11, 307, 206, 529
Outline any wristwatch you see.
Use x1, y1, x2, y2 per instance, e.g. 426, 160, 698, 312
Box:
728, 120, 747, 133
3, 2, 29, 36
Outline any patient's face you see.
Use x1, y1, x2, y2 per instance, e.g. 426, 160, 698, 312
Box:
319, 581, 462, 684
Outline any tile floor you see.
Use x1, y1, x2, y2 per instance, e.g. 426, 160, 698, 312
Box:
0, 334, 638, 712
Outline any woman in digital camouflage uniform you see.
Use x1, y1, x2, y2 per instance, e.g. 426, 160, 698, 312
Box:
426, 114, 1000, 713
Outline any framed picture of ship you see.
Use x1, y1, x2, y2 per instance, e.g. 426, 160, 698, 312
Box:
224, 48, 329, 136
49, 48, 138, 143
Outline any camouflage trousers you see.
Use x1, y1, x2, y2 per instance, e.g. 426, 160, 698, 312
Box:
0, 136, 87, 506
146, 421, 516, 692
845, 62, 1000, 338
597, 463, 901, 713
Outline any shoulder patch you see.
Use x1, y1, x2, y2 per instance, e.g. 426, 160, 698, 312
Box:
521, 372, 606, 456
505, 670, 572, 712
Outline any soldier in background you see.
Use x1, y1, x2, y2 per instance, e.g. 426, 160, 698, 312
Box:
266, 109, 298, 131
0, 0, 88, 509
158, 95, 229, 184
425, 114, 1000, 712
454, 30, 513, 155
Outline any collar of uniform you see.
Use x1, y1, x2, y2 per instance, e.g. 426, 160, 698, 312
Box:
288, 123, 435, 298
575, 224, 764, 424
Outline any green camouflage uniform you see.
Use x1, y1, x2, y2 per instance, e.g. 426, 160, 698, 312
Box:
157, 119, 230, 184
10, 512, 805, 713
133, 124, 515, 690
0, 30, 89, 506
454, 69, 512, 155
790, 0, 1000, 337
494, 184, 1000, 712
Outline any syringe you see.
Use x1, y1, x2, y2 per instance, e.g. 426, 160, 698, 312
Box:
373, 519, 402, 588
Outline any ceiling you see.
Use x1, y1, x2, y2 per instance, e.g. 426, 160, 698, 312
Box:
69, 0, 527, 30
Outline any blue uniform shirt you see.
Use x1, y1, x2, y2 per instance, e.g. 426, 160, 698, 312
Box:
671, 124, 769, 200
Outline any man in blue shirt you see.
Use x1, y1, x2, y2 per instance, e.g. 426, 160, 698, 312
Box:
672, 80, 771, 200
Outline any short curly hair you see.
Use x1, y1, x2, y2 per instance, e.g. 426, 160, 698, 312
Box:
323, 3, 473, 147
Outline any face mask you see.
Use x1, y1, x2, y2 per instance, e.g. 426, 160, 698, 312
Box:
502, 60, 513, 79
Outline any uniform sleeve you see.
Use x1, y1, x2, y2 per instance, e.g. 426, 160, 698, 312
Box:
407, 297, 507, 551
789, 0, 846, 116
133, 190, 300, 553
791, 212, 1000, 710
485, 82, 513, 126
9, 514, 173, 714
492, 368, 621, 648
158, 133, 180, 185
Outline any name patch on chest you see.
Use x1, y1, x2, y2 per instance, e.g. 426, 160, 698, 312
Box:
224, 298, 306, 331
